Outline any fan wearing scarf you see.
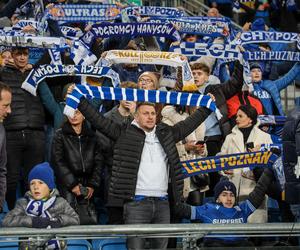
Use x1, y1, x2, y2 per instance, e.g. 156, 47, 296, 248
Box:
2, 162, 79, 250
176, 168, 274, 247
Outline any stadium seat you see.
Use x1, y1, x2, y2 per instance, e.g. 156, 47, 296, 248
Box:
67, 239, 93, 250
92, 238, 127, 250
0, 238, 18, 249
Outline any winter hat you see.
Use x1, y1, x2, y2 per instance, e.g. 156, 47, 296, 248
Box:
214, 176, 237, 201
250, 62, 264, 72
28, 162, 56, 190
238, 104, 258, 125
138, 72, 159, 89
251, 18, 265, 31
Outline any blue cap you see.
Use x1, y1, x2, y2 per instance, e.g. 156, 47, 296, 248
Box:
28, 162, 56, 190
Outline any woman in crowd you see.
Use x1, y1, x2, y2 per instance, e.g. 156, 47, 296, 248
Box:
220, 104, 272, 223
51, 109, 103, 224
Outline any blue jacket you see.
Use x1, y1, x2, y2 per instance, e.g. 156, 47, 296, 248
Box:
255, 63, 300, 115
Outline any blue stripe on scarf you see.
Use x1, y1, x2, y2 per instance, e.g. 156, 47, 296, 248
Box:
64, 85, 222, 119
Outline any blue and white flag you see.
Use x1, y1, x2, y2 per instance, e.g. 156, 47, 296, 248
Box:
47, 4, 121, 23
258, 115, 286, 125
64, 85, 222, 118
13, 19, 39, 30
235, 31, 300, 50
148, 16, 230, 37
81, 22, 180, 46
123, 6, 186, 17
22, 65, 120, 96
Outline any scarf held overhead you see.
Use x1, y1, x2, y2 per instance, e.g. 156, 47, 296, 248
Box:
21, 65, 120, 96
181, 151, 278, 178
63, 85, 222, 119
99, 50, 194, 86
81, 22, 180, 47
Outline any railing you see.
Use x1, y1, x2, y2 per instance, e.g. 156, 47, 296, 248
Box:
0, 223, 299, 249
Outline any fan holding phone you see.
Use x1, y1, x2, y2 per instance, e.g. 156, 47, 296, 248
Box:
218, 105, 273, 223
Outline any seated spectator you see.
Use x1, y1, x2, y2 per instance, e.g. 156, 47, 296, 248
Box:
177, 168, 274, 247
2, 162, 79, 249
0, 48, 13, 67
220, 105, 272, 223
51, 108, 103, 224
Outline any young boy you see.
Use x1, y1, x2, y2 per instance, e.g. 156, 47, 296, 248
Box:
177, 168, 274, 247
2, 162, 80, 249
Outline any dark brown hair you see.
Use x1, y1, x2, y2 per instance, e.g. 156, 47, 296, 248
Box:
190, 62, 210, 75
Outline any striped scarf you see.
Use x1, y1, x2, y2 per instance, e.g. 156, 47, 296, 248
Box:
64, 85, 222, 119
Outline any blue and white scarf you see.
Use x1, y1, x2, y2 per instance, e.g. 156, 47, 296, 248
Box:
81, 22, 180, 47
123, 6, 186, 17
64, 85, 222, 119
235, 31, 300, 50
0, 34, 68, 50
99, 50, 194, 86
60, 26, 83, 40
148, 16, 230, 37
47, 4, 121, 23
258, 115, 286, 125
22, 65, 120, 96
26, 196, 61, 249
243, 51, 300, 61
70, 40, 97, 65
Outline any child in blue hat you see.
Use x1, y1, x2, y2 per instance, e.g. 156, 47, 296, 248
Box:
2, 162, 80, 249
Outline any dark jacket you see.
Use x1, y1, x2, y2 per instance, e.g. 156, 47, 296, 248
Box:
204, 61, 243, 138
282, 106, 300, 204
0, 65, 45, 131
78, 99, 211, 207
52, 121, 103, 190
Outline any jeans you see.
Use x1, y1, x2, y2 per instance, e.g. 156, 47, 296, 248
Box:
124, 199, 170, 249
290, 204, 300, 245
5, 130, 45, 210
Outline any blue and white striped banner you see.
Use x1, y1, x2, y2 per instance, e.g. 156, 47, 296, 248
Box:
22, 65, 120, 96
64, 85, 221, 118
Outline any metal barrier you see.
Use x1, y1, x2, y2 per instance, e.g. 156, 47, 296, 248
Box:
0, 223, 299, 249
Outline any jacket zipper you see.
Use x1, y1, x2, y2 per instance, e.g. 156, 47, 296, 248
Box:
78, 136, 86, 173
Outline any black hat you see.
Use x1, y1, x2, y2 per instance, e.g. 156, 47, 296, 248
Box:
214, 176, 236, 201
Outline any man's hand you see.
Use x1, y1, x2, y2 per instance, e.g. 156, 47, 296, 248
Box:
86, 187, 94, 199
71, 185, 81, 196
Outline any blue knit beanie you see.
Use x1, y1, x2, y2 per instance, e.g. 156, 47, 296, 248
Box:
28, 162, 55, 190
214, 177, 236, 201
251, 18, 265, 31
250, 62, 264, 72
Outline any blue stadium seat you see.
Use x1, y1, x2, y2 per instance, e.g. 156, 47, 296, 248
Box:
92, 238, 127, 250
67, 239, 93, 250
0, 238, 19, 249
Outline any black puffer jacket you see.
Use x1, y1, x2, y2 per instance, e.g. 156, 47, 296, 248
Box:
51, 121, 103, 190
0, 65, 45, 131
205, 61, 243, 138
282, 106, 300, 204
78, 99, 211, 207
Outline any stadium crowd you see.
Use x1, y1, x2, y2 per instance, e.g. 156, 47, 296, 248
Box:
0, 0, 299, 249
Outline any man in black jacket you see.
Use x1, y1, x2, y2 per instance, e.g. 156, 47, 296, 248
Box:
282, 106, 300, 226
0, 47, 45, 210
77, 99, 211, 249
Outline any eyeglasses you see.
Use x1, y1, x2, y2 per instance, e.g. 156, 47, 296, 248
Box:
138, 78, 154, 84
